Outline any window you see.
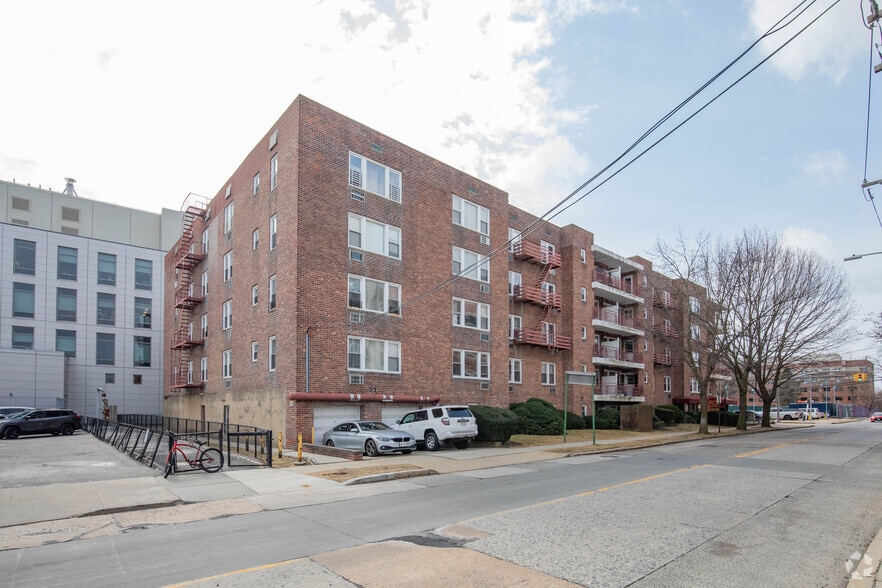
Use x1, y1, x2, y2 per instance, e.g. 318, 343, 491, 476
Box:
580, 248, 586, 263
135, 298, 152, 328
12, 197, 29, 211
12, 283, 34, 318
508, 228, 522, 252
691, 324, 701, 340
270, 154, 278, 190
508, 271, 522, 295
452, 246, 489, 283
200, 356, 208, 382
690, 296, 700, 314
269, 275, 277, 310
96, 292, 116, 325
251, 341, 258, 362
105, 373, 115, 384
201, 271, 209, 297
452, 298, 490, 331
348, 214, 401, 259
664, 376, 672, 393
349, 152, 402, 202
509, 358, 522, 384
690, 378, 700, 394
452, 195, 489, 235
55, 329, 77, 357
201, 314, 208, 338
222, 349, 232, 379
134, 259, 152, 290
509, 315, 522, 339
96, 333, 115, 365
222, 299, 232, 330
252, 285, 259, 306
253, 172, 260, 195
692, 351, 701, 366
252, 229, 259, 250
12, 326, 34, 349
56, 288, 77, 322
134, 336, 151, 367
57, 246, 78, 280
223, 251, 233, 281
97, 253, 116, 285
581, 325, 588, 340
201, 230, 210, 254
269, 215, 277, 250
348, 275, 400, 314
580, 287, 587, 302
62, 206, 80, 222
14, 239, 36, 275
541, 362, 556, 385
347, 337, 401, 373
452, 349, 489, 380
187, 361, 194, 384
223, 202, 234, 233
269, 336, 276, 372
644, 371, 648, 384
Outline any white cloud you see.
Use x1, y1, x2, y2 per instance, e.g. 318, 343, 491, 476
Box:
801, 149, 848, 178
781, 226, 836, 259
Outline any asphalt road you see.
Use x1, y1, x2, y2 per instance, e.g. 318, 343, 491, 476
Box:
2, 421, 881, 587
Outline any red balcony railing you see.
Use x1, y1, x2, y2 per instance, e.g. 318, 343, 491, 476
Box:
654, 353, 674, 366
593, 270, 641, 297
172, 328, 204, 349
174, 287, 204, 310
652, 293, 679, 309
513, 328, 572, 350
512, 285, 562, 308
512, 240, 561, 268
174, 243, 205, 270
656, 326, 680, 339
593, 345, 644, 363
597, 383, 642, 397
593, 307, 638, 329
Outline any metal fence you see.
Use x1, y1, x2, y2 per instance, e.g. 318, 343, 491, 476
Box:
83, 414, 272, 470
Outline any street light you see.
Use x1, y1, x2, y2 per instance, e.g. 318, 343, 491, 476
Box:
844, 251, 882, 261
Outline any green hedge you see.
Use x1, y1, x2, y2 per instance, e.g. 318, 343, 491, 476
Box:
561, 410, 586, 430
470, 405, 519, 443
510, 398, 564, 435
655, 407, 678, 425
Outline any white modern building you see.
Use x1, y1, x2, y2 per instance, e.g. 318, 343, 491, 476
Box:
0, 179, 183, 417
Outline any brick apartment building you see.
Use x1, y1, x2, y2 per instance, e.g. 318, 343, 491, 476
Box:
162, 96, 682, 445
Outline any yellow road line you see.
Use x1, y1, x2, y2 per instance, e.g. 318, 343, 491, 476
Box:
163, 558, 306, 587
734, 437, 814, 458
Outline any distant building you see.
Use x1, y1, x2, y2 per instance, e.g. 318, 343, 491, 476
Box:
0, 179, 183, 416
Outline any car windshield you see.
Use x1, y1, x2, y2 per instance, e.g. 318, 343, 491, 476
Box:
359, 422, 392, 431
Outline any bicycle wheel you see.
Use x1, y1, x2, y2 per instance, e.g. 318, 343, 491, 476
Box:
164, 452, 176, 478
198, 448, 224, 473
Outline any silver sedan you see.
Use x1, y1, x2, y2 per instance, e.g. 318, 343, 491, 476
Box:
322, 421, 416, 456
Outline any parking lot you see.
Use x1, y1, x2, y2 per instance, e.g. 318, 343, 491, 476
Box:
0, 431, 157, 489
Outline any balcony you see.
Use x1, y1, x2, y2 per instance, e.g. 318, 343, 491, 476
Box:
593, 269, 641, 297
512, 328, 572, 350
592, 307, 643, 338
512, 240, 561, 268
172, 328, 204, 349
175, 287, 204, 310
512, 285, 562, 308
654, 352, 674, 366
594, 383, 644, 402
593, 345, 644, 368
652, 293, 680, 309
656, 326, 681, 340
174, 243, 205, 271
170, 380, 205, 391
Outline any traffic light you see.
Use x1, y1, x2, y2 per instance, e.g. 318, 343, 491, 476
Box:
853, 373, 868, 382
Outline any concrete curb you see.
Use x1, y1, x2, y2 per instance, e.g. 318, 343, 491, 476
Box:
342, 468, 438, 486
847, 529, 882, 587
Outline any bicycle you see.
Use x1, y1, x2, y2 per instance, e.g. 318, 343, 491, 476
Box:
164, 434, 224, 477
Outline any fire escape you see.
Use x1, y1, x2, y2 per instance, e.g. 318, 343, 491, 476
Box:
511, 240, 571, 350
170, 199, 207, 391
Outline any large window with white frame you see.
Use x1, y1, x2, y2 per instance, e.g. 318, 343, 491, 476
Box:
223, 251, 233, 281
201, 314, 208, 338
251, 341, 258, 362
222, 350, 232, 379
268, 336, 276, 372
452, 349, 489, 380
270, 155, 278, 190
452, 195, 489, 235
541, 362, 556, 385
222, 299, 232, 330
349, 152, 402, 202
224, 202, 234, 234
202, 271, 209, 297
690, 378, 699, 394
508, 271, 522, 295
269, 215, 277, 250
347, 337, 400, 373
509, 314, 522, 339
508, 227, 522, 252
452, 247, 489, 283
252, 229, 259, 250
348, 275, 399, 314
349, 214, 401, 259
201, 230, 210, 254
664, 375, 671, 393
269, 275, 277, 310
509, 358, 522, 384
452, 298, 489, 331
200, 356, 207, 382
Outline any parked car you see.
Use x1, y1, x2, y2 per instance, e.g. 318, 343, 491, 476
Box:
0, 409, 82, 439
395, 405, 478, 451
0, 407, 34, 419
770, 408, 803, 421
870, 412, 882, 422
322, 421, 415, 456
801, 408, 823, 420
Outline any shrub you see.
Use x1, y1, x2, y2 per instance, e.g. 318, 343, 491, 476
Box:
470, 405, 519, 443
655, 406, 678, 425
656, 404, 684, 423
511, 398, 564, 435
561, 410, 586, 430
596, 406, 620, 428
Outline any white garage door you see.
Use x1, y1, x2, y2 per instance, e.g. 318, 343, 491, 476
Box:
313, 405, 361, 444
382, 405, 420, 428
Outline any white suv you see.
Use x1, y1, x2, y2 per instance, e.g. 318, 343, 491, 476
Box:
396, 405, 478, 451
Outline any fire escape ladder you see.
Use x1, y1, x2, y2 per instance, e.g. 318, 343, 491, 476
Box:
534, 260, 555, 348
171, 200, 206, 390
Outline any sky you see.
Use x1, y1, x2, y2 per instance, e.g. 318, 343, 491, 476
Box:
3, 0, 882, 360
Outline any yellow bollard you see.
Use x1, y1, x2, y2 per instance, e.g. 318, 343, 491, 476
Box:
278, 432, 283, 458
297, 433, 303, 463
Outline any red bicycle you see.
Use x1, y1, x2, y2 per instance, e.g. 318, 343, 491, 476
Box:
164, 435, 224, 477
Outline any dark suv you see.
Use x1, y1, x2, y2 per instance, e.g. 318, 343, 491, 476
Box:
0, 409, 82, 439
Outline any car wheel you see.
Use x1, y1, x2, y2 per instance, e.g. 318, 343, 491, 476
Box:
401, 450, 412, 455
784, 415, 792, 420
365, 439, 379, 457
325, 440, 335, 447
5, 427, 20, 439
425, 432, 440, 451
60, 423, 75, 435
454, 440, 468, 450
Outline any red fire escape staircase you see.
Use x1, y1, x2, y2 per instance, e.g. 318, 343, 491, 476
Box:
511, 241, 571, 350
170, 203, 206, 391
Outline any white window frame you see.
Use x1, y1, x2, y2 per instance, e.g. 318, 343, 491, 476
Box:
222, 350, 232, 379
223, 251, 233, 282
200, 356, 208, 382
509, 314, 522, 340
270, 154, 278, 190
581, 325, 588, 340
690, 296, 700, 314
509, 358, 522, 384
251, 341, 258, 362
347, 336, 401, 373
222, 299, 232, 331
690, 378, 700, 394
452, 298, 490, 331
452, 195, 489, 235
348, 275, 400, 315
691, 323, 701, 340
253, 172, 260, 195
268, 336, 277, 372
201, 313, 208, 338
269, 215, 278, 251
452, 246, 489, 283
201, 230, 210, 254
224, 202, 234, 234
252, 229, 259, 250
664, 375, 672, 393
580, 287, 587, 302
348, 214, 401, 259
201, 271, 209, 297
580, 248, 586, 263
508, 271, 522, 296
187, 360, 194, 384
269, 275, 277, 310
252, 284, 258, 306
349, 152, 402, 202
452, 349, 490, 380
508, 227, 522, 252
541, 362, 556, 386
